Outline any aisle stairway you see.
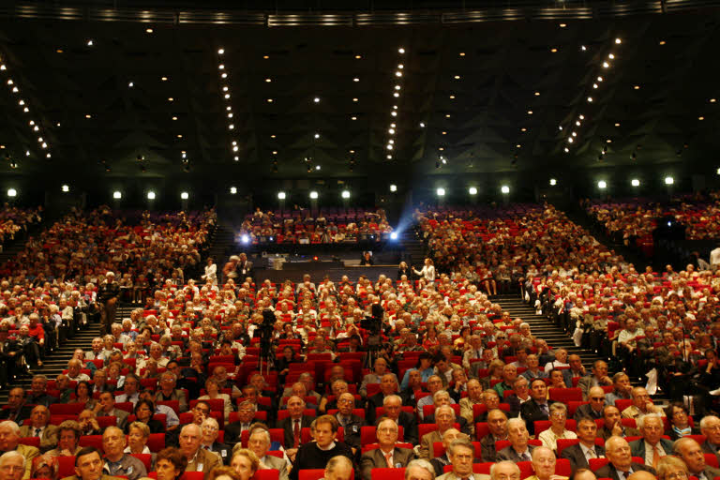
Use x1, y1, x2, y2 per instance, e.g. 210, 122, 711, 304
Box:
0, 319, 102, 401
205, 222, 235, 279
494, 293, 604, 372
400, 225, 425, 266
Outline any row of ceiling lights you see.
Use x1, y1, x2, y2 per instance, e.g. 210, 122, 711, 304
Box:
216, 48, 240, 163
384, 47, 406, 160
0, 53, 51, 164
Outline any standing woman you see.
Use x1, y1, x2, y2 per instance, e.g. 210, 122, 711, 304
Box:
413, 258, 436, 283
397, 261, 411, 280
203, 258, 218, 285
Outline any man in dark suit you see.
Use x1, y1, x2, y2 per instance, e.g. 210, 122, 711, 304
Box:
628, 414, 673, 467
519, 378, 555, 436
496, 418, 536, 462
95, 391, 130, 431
225, 401, 263, 445
596, 436, 656, 480
562, 354, 587, 389
27, 375, 58, 407
573, 386, 606, 422
480, 409, 509, 463
366, 374, 399, 425
561, 417, 605, 473
333, 393, 365, 456
577, 360, 613, 401
598, 406, 640, 441
436, 437, 491, 480
377, 395, 418, 445
199, 418, 231, 465
0, 388, 33, 424
423, 391, 471, 436
430, 428, 464, 476
360, 418, 416, 480
275, 396, 314, 463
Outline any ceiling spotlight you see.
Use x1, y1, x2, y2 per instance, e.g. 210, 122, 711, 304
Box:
218, 48, 225, 55
147, 191, 156, 200
420, 122, 425, 128
87, 39, 93, 46
398, 47, 405, 54
277, 191, 286, 200
355, 55, 362, 59
581, 45, 587, 51
161, 76, 168, 82
353, 77, 359, 82
468, 187, 478, 195
267, 98, 273, 103
631, 179, 640, 187
549, 179, 557, 186
436, 188, 446, 197
699, 116, 705, 121
128, 81, 134, 87
314, 133, 320, 139
587, 97, 593, 102
315, 165, 321, 171
602, 62, 609, 68
459, 52, 466, 57
711, 98, 717, 103
615, 38, 622, 44
664, 176, 674, 185
61, 184, 69, 192
314, 97, 320, 103
309, 191, 319, 199
598, 180, 607, 189
390, 184, 397, 192
559, 23, 567, 28
113, 191, 122, 199
229, 186, 237, 194
341, 190, 350, 199
353, 98, 358, 102
501, 185, 510, 194
180, 192, 189, 200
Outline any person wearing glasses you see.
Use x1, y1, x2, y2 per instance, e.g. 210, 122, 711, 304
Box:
360, 418, 415, 480
332, 393, 365, 455
655, 456, 690, 480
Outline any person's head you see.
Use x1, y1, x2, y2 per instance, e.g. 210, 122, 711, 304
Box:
507, 418, 529, 449
605, 436, 633, 471
134, 399, 155, 423
529, 378, 547, 402
67, 359, 82, 378
98, 391, 115, 412
631, 387, 652, 411
602, 405, 622, 429
102, 427, 126, 460
127, 422, 150, 453
656, 456, 690, 480
435, 405, 456, 432
487, 409, 508, 437
531, 447, 557, 480
380, 374, 398, 395
6, 389, 24, 410
666, 402, 690, 428
701, 416, 720, 445
426, 375, 443, 393
29, 405, 50, 428
155, 447, 187, 480
0, 452, 25, 480
433, 390, 452, 408
73, 447, 104, 480
57, 420, 81, 452
490, 461, 521, 480
287, 395, 306, 419
673, 437, 705, 475
569, 354, 583, 371
29, 454, 57, 480
448, 438, 476, 478
311, 415, 338, 449
0, 422, 20, 451
404, 460, 435, 480
592, 361, 608, 379
123, 374, 139, 395
588, 386, 606, 412
247, 428, 271, 459
502, 364, 518, 383
208, 466, 242, 480
637, 414, 664, 445
337, 392, 356, 417
376, 418, 399, 449
324, 456, 354, 480
30, 375, 48, 396
383, 395, 403, 421
576, 417, 598, 446
549, 403, 568, 431
192, 401, 211, 425
482, 390, 500, 409
467, 379, 483, 401
179, 424, 202, 458
160, 372, 178, 392
230, 449, 259, 480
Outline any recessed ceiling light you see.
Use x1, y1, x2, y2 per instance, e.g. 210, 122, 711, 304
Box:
161, 76, 168, 81
87, 39, 93, 47
634, 85, 640, 90
659, 40, 666, 45
351, 116, 357, 120
271, 135, 276, 138
535, 91, 540, 96
353, 98, 358, 102
218, 48, 225, 55
559, 23, 567, 28
263, 55, 269, 59
445, 114, 451, 118
527, 110, 533, 115
699, 116, 705, 121
441, 131, 447, 135
459, 52, 466, 57
516, 144, 521, 148
85, 114, 92, 119
56, 49, 63, 54
177, 134, 182, 138
615, 38, 622, 44
172, 116, 178, 121
168, 97, 174, 102
615, 123, 620, 127
355, 55, 362, 59
398, 47, 405, 54
265, 78, 271, 83
267, 98, 273, 103
314, 97, 320, 103
521, 128, 527, 132
449, 95, 455, 99
146, 28, 154, 33
454, 75, 461, 80
711, 98, 717, 103
438, 147, 444, 151
128, 81, 134, 88
551, 48, 558, 53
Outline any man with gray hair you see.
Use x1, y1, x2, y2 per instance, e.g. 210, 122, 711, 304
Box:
405, 459, 436, 480
0, 451, 25, 480
701, 415, 720, 464
0, 421, 39, 478
496, 418, 535, 462
198, 418, 230, 464
382, 394, 418, 445
489, 461, 521, 480
247, 427, 288, 480
101, 426, 147, 480
419, 405, 457, 459
360, 418, 415, 480
436, 438, 490, 480
154, 371, 188, 413
629, 414, 672, 467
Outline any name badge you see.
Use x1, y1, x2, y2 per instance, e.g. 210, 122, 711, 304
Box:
222, 450, 227, 457
198, 464, 204, 472
352, 425, 358, 433
127, 467, 133, 474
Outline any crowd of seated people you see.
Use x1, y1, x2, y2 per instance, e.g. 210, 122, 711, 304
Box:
0, 207, 216, 389
0, 205, 42, 250
236, 207, 393, 245
585, 192, 720, 250
3, 203, 720, 480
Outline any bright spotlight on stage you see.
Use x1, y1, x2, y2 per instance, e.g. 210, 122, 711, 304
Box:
390, 232, 398, 240
241, 234, 250, 244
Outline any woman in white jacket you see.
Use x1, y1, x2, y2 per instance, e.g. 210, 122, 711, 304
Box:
202, 257, 218, 285
413, 257, 436, 283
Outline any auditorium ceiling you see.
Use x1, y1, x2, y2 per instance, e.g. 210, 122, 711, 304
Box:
0, 0, 719, 184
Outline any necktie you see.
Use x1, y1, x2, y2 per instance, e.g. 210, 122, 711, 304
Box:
384, 452, 393, 467
293, 420, 301, 448
34, 428, 41, 437
618, 472, 625, 480
540, 403, 549, 416
586, 448, 596, 460
521, 452, 531, 461
652, 445, 661, 469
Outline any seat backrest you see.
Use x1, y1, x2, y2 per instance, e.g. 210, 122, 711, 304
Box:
370, 468, 406, 480
298, 470, 325, 480
130, 454, 152, 473
58, 456, 76, 479
78, 435, 104, 451
147, 433, 166, 452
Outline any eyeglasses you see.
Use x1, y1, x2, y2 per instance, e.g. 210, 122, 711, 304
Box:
664, 472, 688, 480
